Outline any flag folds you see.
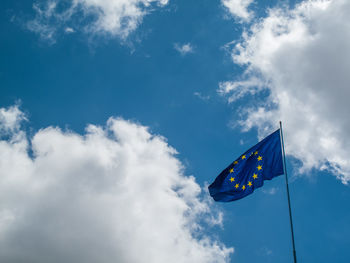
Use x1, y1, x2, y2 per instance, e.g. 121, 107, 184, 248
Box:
208, 129, 284, 202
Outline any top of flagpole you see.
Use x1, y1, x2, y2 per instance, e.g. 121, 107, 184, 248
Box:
279, 121, 297, 263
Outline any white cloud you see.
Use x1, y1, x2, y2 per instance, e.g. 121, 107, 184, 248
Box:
218, 77, 265, 103
260, 247, 273, 256
0, 105, 26, 134
27, 0, 169, 42
194, 92, 210, 101
221, 0, 350, 183
174, 43, 194, 55
221, 0, 254, 21
262, 187, 277, 195
0, 105, 233, 262
64, 27, 75, 33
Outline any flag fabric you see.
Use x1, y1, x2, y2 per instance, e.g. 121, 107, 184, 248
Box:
208, 129, 284, 202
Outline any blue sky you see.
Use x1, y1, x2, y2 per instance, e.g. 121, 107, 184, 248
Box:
1, 0, 350, 262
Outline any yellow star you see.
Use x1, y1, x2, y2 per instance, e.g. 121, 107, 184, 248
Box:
248, 181, 252, 187
253, 173, 258, 179
257, 156, 262, 161
241, 155, 246, 160
235, 183, 239, 189
254, 151, 258, 155
242, 185, 246, 190
230, 177, 235, 182
234, 161, 238, 164
257, 165, 262, 171
229, 168, 234, 173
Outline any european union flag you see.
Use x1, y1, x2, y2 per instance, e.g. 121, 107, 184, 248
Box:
208, 129, 284, 202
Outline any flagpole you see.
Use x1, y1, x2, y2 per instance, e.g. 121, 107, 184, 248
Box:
279, 121, 297, 263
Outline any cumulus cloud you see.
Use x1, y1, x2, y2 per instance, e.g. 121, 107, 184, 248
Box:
221, 0, 254, 21
0, 105, 233, 263
221, 0, 350, 183
27, 0, 169, 42
174, 43, 194, 55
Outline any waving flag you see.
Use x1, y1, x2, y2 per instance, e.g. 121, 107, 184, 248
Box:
208, 129, 284, 202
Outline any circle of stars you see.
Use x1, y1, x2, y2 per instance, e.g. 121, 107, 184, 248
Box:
228, 151, 263, 192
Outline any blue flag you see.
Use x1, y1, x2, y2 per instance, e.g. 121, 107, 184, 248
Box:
208, 129, 284, 202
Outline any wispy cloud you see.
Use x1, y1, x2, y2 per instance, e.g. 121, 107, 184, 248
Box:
64, 27, 74, 34
262, 187, 278, 195
218, 77, 266, 103
259, 247, 273, 256
221, 0, 254, 22
27, 0, 169, 43
194, 92, 210, 101
0, 104, 26, 134
174, 43, 194, 55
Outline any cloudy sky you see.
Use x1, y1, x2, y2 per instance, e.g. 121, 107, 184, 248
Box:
1, 0, 350, 262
